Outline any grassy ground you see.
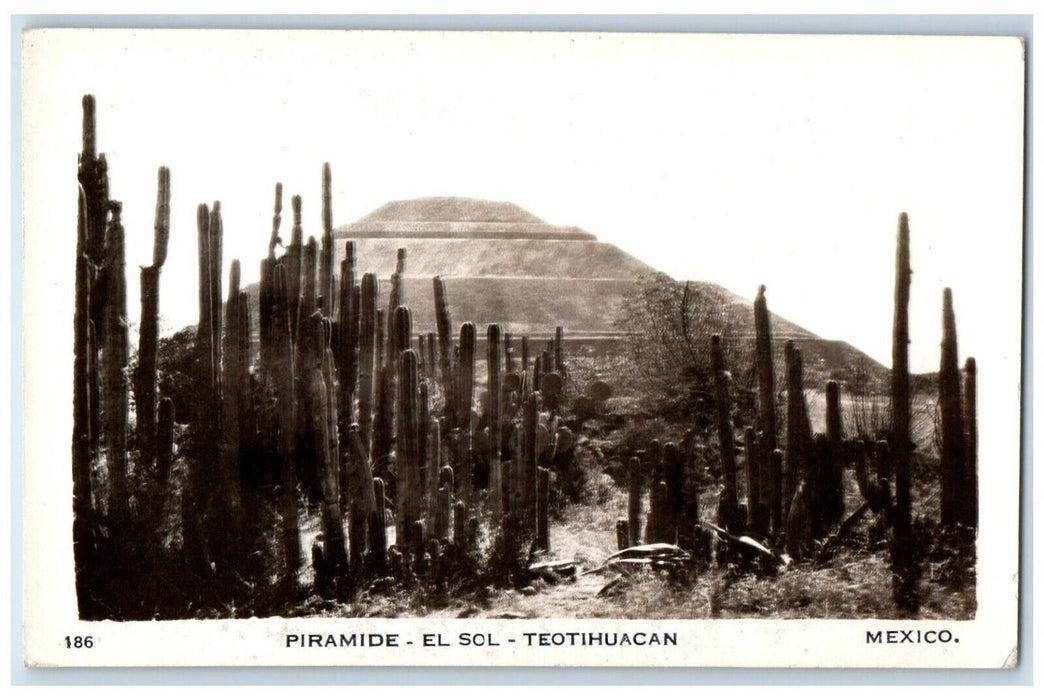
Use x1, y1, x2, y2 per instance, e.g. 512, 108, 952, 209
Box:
298, 484, 975, 620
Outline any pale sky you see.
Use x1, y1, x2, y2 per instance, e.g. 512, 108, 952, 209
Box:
22, 30, 1024, 374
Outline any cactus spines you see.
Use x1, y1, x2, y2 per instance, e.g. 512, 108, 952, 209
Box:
963, 357, 978, 530
891, 212, 918, 611
487, 324, 503, 514
711, 335, 740, 531
628, 456, 642, 546
939, 288, 968, 527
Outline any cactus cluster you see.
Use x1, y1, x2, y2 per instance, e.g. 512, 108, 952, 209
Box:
613, 213, 977, 599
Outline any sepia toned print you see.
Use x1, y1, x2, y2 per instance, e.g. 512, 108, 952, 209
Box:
22, 29, 1022, 667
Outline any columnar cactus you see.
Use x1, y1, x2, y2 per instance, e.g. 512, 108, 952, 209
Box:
319, 163, 335, 313
369, 477, 388, 571
554, 326, 565, 374
311, 367, 349, 583
396, 347, 422, 545
711, 335, 741, 531
219, 260, 245, 523
134, 166, 170, 472
744, 427, 764, 532
287, 196, 304, 344
521, 336, 530, 392
302, 237, 318, 322
336, 241, 358, 429
272, 264, 301, 592
963, 357, 978, 530
453, 500, 466, 546
753, 285, 780, 532
939, 288, 967, 527
784, 341, 812, 517
487, 324, 503, 514
102, 203, 129, 523
372, 308, 395, 471
433, 276, 453, 404
503, 332, 515, 373
346, 424, 377, 569
457, 323, 477, 508
521, 391, 540, 531
357, 273, 378, 454
536, 467, 550, 551
436, 466, 454, 541
822, 380, 845, 529
890, 212, 918, 611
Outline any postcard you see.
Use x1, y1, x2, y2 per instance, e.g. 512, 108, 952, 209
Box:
20, 28, 1024, 667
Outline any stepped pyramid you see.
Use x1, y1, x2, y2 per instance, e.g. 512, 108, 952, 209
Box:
333, 197, 654, 340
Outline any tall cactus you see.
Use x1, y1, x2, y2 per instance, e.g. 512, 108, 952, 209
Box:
102, 202, 129, 523
536, 467, 550, 551
753, 285, 780, 531
939, 288, 967, 527
520, 391, 540, 532
311, 366, 349, 583
890, 212, 918, 611
219, 260, 245, 528
396, 347, 422, 546
458, 323, 477, 508
319, 163, 335, 313
134, 166, 170, 471
272, 263, 301, 593
823, 380, 845, 529
357, 273, 378, 454
744, 427, 765, 532
487, 324, 503, 514
711, 335, 740, 531
336, 241, 358, 429
287, 196, 304, 344
963, 357, 978, 530
433, 276, 453, 405
784, 341, 812, 517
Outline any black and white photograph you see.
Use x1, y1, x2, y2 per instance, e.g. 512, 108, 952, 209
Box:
19, 28, 1024, 667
